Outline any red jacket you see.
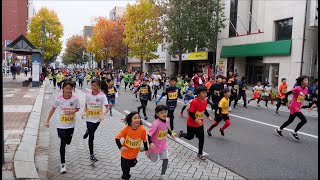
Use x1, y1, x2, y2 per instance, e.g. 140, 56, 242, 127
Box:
192, 75, 206, 89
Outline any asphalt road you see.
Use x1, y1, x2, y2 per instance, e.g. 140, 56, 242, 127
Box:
64, 81, 318, 180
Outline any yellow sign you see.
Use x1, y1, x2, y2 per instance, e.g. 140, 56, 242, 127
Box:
171, 52, 208, 61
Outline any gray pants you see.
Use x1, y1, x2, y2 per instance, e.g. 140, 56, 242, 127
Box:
12, 73, 16, 80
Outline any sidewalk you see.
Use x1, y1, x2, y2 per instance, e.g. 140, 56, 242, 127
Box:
37, 80, 245, 180
2, 74, 44, 179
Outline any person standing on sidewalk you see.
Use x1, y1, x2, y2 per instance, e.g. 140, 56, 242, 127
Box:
275, 76, 309, 141
10, 63, 17, 80
178, 86, 214, 161
44, 81, 80, 174
82, 79, 109, 163
115, 112, 148, 180
147, 105, 175, 180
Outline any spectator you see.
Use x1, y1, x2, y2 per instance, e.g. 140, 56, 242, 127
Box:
24, 67, 28, 76
10, 63, 17, 80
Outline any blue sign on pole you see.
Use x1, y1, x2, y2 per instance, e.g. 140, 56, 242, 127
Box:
5, 40, 11, 47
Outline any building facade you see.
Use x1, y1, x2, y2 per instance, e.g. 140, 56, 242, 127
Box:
109, 6, 126, 21
2, 0, 30, 67
216, 0, 318, 89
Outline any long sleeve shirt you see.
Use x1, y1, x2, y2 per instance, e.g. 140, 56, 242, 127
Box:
159, 86, 183, 110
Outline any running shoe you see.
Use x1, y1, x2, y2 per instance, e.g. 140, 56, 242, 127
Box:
60, 163, 67, 174
144, 117, 148, 120
196, 154, 206, 161
160, 174, 168, 180
90, 155, 99, 163
275, 128, 283, 137
290, 132, 300, 140
274, 111, 279, 116
207, 129, 212, 137
257, 104, 261, 107
233, 105, 237, 109
248, 100, 251, 104
219, 128, 225, 136
265, 105, 268, 108
178, 129, 183, 138
244, 106, 248, 108
83, 130, 89, 139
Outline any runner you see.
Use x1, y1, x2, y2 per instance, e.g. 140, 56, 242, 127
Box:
209, 75, 224, 116
105, 79, 117, 116
71, 73, 77, 91
48, 72, 53, 83
44, 81, 80, 174
82, 79, 109, 163
128, 72, 135, 91
176, 74, 184, 90
122, 71, 130, 91
248, 81, 264, 107
147, 105, 175, 180
116, 73, 122, 94
274, 78, 288, 115
133, 76, 141, 101
301, 79, 318, 112
178, 86, 214, 161
275, 75, 309, 140
152, 70, 162, 99
85, 73, 91, 85
77, 71, 85, 89
207, 88, 231, 136
234, 76, 248, 108
156, 76, 183, 135
115, 112, 148, 180
180, 78, 195, 118
136, 77, 152, 120
262, 82, 272, 107
52, 70, 57, 89
56, 71, 65, 90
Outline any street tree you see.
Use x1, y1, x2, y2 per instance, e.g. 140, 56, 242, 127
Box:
163, 0, 226, 74
65, 35, 88, 65
123, 0, 163, 72
27, 7, 63, 65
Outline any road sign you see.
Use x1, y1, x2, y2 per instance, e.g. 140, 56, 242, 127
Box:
5, 40, 11, 47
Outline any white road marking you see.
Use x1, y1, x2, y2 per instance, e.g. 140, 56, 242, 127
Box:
23, 95, 32, 98
4, 105, 33, 112
4, 94, 14, 97
124, 110, 209, 156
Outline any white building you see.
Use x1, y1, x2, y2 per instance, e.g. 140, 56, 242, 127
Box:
216, 0, 318, 89
109, 6, 126, 21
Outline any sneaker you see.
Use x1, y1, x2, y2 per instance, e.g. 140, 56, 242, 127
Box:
233, 105, 237, 109
228, 107, 232, 111
90, 155, 99, 163
83, 130, 89, 139
144, 117, 148, 120
274, 111, 279, 116
207, 129, 212, 137
171, 130, 176, 136
196, 154, 206, 161
290, 132, 300, 140
244, 106, 248, 108
257, 104, 261, 107
219, 128, 225, 136
180, 112, 183, 118
160, 174, 167, 180
275, 129, 283, 137
178, 129, 183, 138
248, 100, 251, 104
60, 163, 67, 174
265, 105, 268, 108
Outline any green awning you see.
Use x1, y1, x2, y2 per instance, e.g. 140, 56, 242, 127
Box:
220, 40, 292, 58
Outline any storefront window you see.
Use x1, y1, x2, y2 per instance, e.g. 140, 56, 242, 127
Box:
275, 18, 293, 41
229, 0, 238, 37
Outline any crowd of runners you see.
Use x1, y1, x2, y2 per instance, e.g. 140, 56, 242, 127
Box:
44, 66, 318, 180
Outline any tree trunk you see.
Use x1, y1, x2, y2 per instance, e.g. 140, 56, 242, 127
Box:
140, 58, 143, 73
178, 48, 182, 75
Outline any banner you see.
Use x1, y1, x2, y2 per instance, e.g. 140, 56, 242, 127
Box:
216, 59, 225, 76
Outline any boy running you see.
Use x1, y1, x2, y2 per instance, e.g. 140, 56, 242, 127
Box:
136, 77, 152, 120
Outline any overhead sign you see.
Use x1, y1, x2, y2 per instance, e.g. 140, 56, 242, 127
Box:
171, 51, 208, 61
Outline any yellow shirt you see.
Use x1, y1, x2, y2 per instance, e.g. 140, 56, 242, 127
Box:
218, 97, 229, 114
86, 75, 91, 80
56, 74, 64, 83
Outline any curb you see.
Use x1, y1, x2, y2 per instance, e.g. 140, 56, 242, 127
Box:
13, 82, 46, 179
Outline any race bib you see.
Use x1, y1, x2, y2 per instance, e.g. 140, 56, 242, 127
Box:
281, 88, 287, 93
125, 136, 141, 148
157, 130, 168, 140
108, 88, 115, 94
168, 92, 178, 99
87, 107, 102, 118
60, 114, 75, 124
140, 87, 148, 94
195, 111, 204, 119
297, 95, 304, 103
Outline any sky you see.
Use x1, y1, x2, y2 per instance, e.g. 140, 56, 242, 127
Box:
33, 0, 135, 60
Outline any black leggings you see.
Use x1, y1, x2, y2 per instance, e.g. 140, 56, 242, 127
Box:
276, 98, 286, 111
86, 122, 100, 155
53, 79, 56, 88
167, 109, 175, 130
180, 126, 204, 155
280, 112, 307, 132
57, 128, 74, 164
138, 99, 148, 117
79, 80, 83, 88
121, 157, 137, 179
124, 82, 128, 89
234, 92, 247, 107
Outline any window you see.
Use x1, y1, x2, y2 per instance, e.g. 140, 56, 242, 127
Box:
275, 18, 293, 41
161, 44, 165, 52
229, 0, 238, 37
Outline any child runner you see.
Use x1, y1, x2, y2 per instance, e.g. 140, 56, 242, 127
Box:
56, 71, 64, 90
133, 76, 141, 101
176, 74, 184, 90
301, 79, 318, 112
262, 83, 272, 107
209, 75, 224, 114
82, 79, 109, 163
156, 76, 183, 135
116, 74, 122, 94
52, 70, 57, 89
115, 112, 148, 180
207, 88, 231, 136
129, 72, 135, 91
152, 70, 162, 99
234, 76, 248, 108
248, 81, 264, 107
71, 74, 77, 91
180, 79, 195, 117
44, 81, 80, 173
147, 105, 175, 180
136, 77, 152, 120
275, 76, 309, 140
123, 71, 130, 91
48, 72, 53, 83
274, 78, 288, 115
77, 71, 84, 89
104, 79, 117, 116
85, 73, 91, 85
178, 86, 214, 161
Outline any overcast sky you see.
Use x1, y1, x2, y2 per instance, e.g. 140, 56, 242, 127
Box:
33, 0, 135, 60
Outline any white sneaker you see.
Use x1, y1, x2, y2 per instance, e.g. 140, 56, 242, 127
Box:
60, 163, 67, 174
228, 107, 232, 111
160, 174, 167, 180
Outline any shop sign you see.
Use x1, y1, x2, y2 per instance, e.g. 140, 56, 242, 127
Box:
171, 52, 208, 61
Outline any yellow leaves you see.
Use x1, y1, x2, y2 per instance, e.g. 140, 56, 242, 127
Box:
27, 7, 63, 63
